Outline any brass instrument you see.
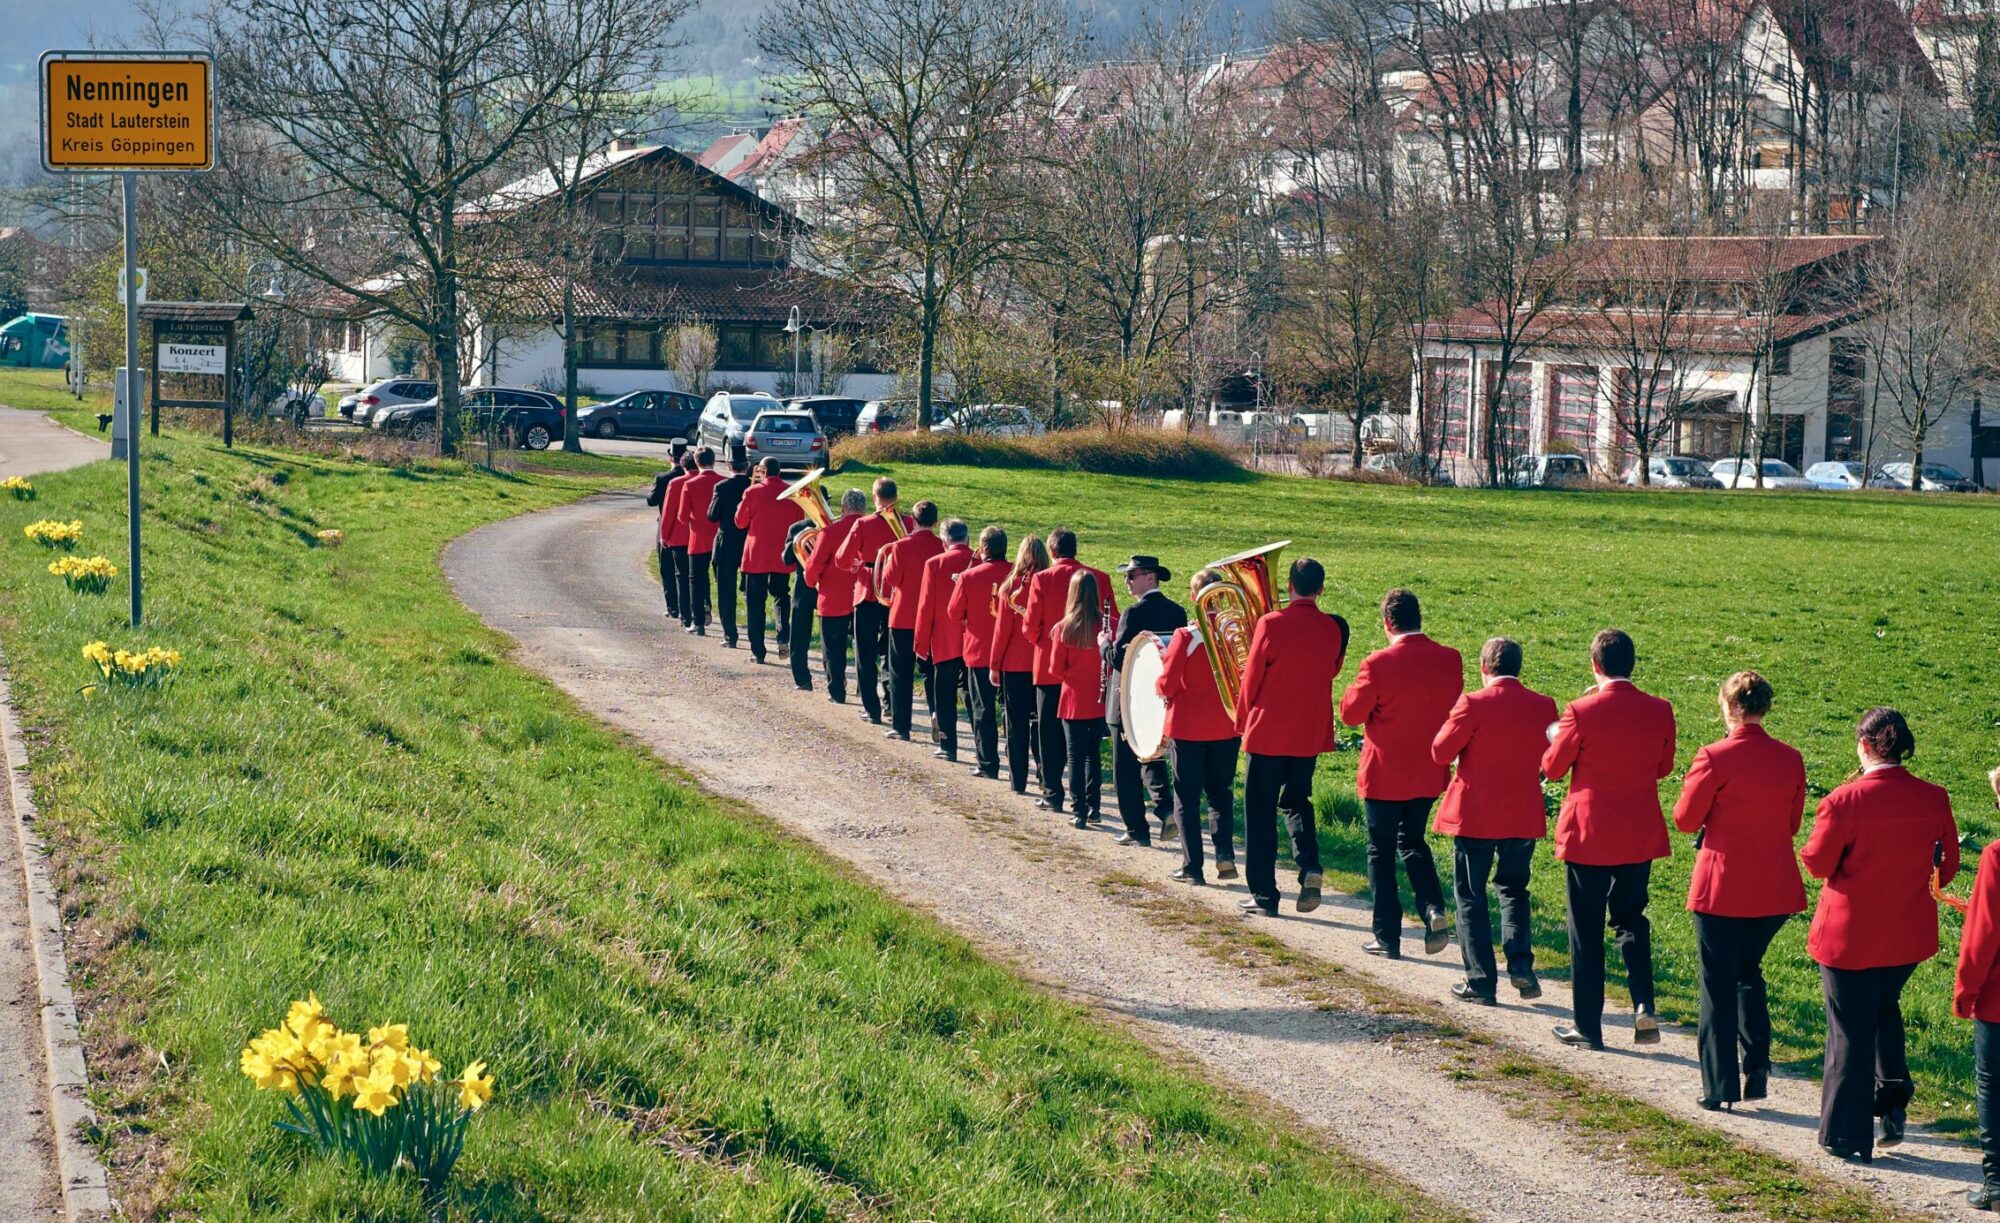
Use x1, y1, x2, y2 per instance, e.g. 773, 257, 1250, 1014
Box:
1934, 836, 1981, 916
1190, 541, 1291, 721
872, 500, 911, 601
996, 573, 1032, 619
778, 469, 834, 567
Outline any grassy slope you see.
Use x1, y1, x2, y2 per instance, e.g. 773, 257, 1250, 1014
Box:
844, 456, 2000, 1127
0, 370, 1432, 1221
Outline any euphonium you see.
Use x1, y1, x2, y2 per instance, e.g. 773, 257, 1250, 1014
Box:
778, 469, 834, 567
873, 499, 911, 601
1191, 541, 1291, 721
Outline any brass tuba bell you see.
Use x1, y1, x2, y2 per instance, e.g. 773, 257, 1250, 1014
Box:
1190, 541, 1290, 721
872, 499, 911, 601
778, 469, 835, 567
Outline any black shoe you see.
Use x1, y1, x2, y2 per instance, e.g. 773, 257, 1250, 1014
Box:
1742, 1071, 1767, 1101
1423, 906, 1450, 955
1696, 1096, 1732, 1113
1966, 1184, 2000, 1211
795, 681, 811, 691
1511, 974, 1542, 1000
1071, 814, 1087, 829
1297, 871, 1323, 914
1552, 1024, 1604, 1050
1879, 1110, 1905, 1149
723, 639, 738, 649
1214, 859, 1238, 880
1113, 833, 1149, 847
1820, 1143, 1871, 1164
1362, 938, 1401, 960
1170, 868, 1205, 886
1085, 811, 1103, 824
828, 694, 846, 704
694, 626, 707, 637
682, 623, 696, 633
1451, 982, 1496, 1006
1238, 896, 1278, 917
1633, 1004, 1661, 1045
752, 653, 767, 664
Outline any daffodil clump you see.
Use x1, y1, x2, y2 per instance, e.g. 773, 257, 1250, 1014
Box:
241, 996, 492, 1194
81, 641, 180, 687
315, 528, 344, 547
3, 476, 35, 501
23, 518, 82, 549
49, 555, 116, 594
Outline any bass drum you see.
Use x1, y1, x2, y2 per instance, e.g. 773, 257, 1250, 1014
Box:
1118, 633, 1170, 763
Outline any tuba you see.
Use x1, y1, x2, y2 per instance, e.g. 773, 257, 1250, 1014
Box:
872, 500, 910, 601
778, 469, 834, 567
1191, 541, 1291, 721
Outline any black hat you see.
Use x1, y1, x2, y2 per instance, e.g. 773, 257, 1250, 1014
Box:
727, 441, 749, 469
1117, 555, 1170, 583
669, 437, 689, 458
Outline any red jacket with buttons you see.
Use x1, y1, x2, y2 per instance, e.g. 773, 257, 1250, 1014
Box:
803, 514, 862, 619
1541, 680, 1676, 867
1955, 842, 2000, 1020
950, 559, 1007, 670
660, 473, 691, 548
988, 574, 1037, 675
1429, 677, 1559, 841
1339, 633, 1465, 801
832, 510, 913, 607
914, 544, 973, 662
678, 470, 724, 554
880, 530, 944, 631
733, 479, 803, 574
1023, 558, 1116, 686
1234, 600, 1348, 758
1156, 625, 1234, 742
1050, 628, 1107, 720
1670, 725, 1808, 918
1802, 766, 1957, 971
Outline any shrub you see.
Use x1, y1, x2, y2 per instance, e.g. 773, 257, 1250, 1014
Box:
835, 427, 1240, 480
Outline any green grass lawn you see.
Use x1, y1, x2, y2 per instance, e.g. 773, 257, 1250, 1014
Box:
0, 369, 1436, 1221
841, 454, 2000, 1128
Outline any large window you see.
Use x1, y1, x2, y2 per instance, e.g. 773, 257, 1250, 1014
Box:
582, 178, 788, 267
1826, 337, 1865, 461
1422, 357, 1469, 455
1484, 360, 1533, 457
1546, 364, 1597, 450
580, 324, 663, 369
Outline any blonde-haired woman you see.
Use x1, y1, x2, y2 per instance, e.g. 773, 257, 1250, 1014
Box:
1049, 570, 1108, 829
988, 534, 1050, 796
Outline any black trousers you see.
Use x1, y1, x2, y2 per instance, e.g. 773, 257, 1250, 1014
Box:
930, 657, 964, 760
819, 613, 851, 702
965, 667, 1000, 776
1977, 1020, 2000, 1188
668, 546, 690, 625
1244, 753, 1321, 905
686, 550, 712, 629
656, 545, 679, 617
1819, 961, 1918, 1156
746, 570, 791, 661
712, 545, 741, 644
1063, 718, 1105, 818
1172, 737, 1239, 877
1454, 836, 1536, 998
1364, 796, 1446, 945
853, 602, 886, 721
1113, 734, 1174, 842
1000, 671, 1037, 793
888, 625, 918, 735
1036, 684, 1066, 805
1564, 861, 1656, 1044
1693, 912, 1788, 1103
787, 584, 815, 690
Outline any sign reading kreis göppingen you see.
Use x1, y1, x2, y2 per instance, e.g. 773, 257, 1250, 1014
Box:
41, 55, 212, 172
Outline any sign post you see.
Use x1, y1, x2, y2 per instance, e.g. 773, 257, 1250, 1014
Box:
41, 50, 214, 627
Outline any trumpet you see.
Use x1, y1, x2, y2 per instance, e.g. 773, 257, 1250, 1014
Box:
872, 500, 911, 602
1190, 541, 1291, 721
778, 469, 834, 568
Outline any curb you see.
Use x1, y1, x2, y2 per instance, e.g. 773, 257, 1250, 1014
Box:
0, 657, 113, 1222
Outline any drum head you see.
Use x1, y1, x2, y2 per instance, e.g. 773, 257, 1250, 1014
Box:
1120, 634, 1170, 762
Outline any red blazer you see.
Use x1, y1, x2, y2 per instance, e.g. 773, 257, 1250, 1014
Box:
832, 511, 913, 608
733, 479, 803, 574
880, 531, 944, 631
1156, 626, 1234, 742
1802, 766, 1957, 971
914, 544, 973, 662
1430, 677, 1559, 841
803, 515, 862, 619
1541, 680, 1676, 867
1234, 600, 1347, 758
678, 471, 724, 554
1024, 558, 1116, 686
1050, 629, 1106, 720
1955, 842, 2000, 1021
1338, 633, 1464, 801
988, 576, 1037, 676
1670, 725, 1807, 918
949, 559, 1007, 670
660, 474, 691, 548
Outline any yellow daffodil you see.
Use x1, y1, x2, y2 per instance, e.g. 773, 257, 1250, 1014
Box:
366, 1022, 408, 1051
351, 1070, 398, 1116
285, 995, 325, 1037
409, 1047, 442, 1082
457, 1061, 493, 1112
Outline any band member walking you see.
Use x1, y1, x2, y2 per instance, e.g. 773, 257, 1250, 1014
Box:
783, 516, 816, 692
915, 519, 974, 762
950, 526, 1009, 781
1157, 568, 1240, 886
804, 489, 868, 704
1951, 766, 2000, 1211
678, 447, 724, 637
1803, 708, 1958, 1163
645, 439, 690, 619
1542, 629, 1676, 1051
988, 535, 1048, 796
706, 446, 752, 648
735, 457, 802, 664
834, 477, 913, 727
1339, 589, 1462, 958
1670, 671, 1807, 1111
662, 451, 696, 629
1108, 556, 1186, 847
1051, 571, 1111, 830
1430, 637, 1557, 1004
879, 500, 944, 742
1023, 529, 1116, 816
1235, 558, 1347, 918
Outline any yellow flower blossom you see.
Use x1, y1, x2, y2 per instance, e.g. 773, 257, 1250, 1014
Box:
457, 1060, 493, 1112
351, 1069, 398, 1116
366, 1022, 408, 1051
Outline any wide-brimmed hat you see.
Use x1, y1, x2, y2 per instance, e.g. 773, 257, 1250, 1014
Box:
1117, 554, 1171, 583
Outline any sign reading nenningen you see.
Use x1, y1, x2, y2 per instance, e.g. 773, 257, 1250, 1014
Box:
41, 54, 213, 172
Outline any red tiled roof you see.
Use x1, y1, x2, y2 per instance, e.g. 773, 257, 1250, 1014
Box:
1553, 235, 1880, 282
697, 132, 759, 171
503, 263, 878, 326
1420, 302, 1873, 353
729, 118, 809, 182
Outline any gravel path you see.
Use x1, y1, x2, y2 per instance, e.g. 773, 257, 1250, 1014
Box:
446, 488, 1983, 1222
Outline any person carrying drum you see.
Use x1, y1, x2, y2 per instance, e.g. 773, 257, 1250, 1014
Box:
1106, 555, 1185, 848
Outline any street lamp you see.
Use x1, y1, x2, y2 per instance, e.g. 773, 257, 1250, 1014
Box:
784, 306, 804, 394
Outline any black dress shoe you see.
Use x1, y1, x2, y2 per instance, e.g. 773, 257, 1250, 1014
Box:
1238, 896, 1278, 916
752, 654, 767, 664
1423, 906, 1450, 955
1633, 1004, 1661, 1045
1511, 973, 1542, 1000
1820, 1143, 1872, 1164
828, 695, 846, 704
1362, 938, 1401, 960
1966, 1184, 2000, 1211
1085, 811, 1103, 823
1695, 1096, 1732, 1112
1071, 814, 1087, 829
883, 729, 909, 741
1551, 1024, 1604, 1050
723, 639, 738, 649
1451, 982, 1496, 1005
694, 626, 707, 637
1879, 1109, 1905, 1148
1170, 868, 1206, 886
1742, 1071, 1767, 1101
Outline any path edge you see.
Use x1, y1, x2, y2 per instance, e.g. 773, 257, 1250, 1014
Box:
0, 652, 113, 1222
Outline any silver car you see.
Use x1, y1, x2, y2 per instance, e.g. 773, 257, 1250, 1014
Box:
345, 377, 437, 425
1708, 457, 1815, 491
745, 411, 828, 472
696, 392, 784, 453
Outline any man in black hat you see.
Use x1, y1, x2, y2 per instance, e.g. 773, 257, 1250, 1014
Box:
707, 444, 753, 648
645, 438, 690, 620
1107, 555, 1187, 848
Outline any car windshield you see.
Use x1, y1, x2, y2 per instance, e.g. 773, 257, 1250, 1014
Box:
1660, 459, 1703, 474
1923, 465, 1965, 480
755, 414, 815, 434
730, 397, 779, 421
1762, 461, 1801, 477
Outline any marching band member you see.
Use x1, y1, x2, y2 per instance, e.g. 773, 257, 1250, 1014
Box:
1157, 568, 1239, 886
1023, 528, 1117, 817
706, 446, 752, 649
804, 489, 869, 704
1671, 671, 1807, 1111
1234, 557, 1347, 918
1339, 589, 1462, 959
1803, 708, 1957, 1163
734, 457, 802, 665
1952, 766, 2000, 1211
988, 535, 1048, 796
1430, 637, 1557, 1005
1542, 628, 1676, 1051
950, 526, 1010, 781
1051, 571, 1111, 830
662, 451, 696, 630
834, 477, 913, 728
782, 516, 816, 691
915, 519, 974, 763
1108, 556, 1186, 847
879, 500, 944, 742
645, 438, 690, 620
678, 447, 725, 638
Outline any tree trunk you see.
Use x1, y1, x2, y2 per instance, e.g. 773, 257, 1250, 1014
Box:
562, 276, 582, 453
917, 263, 938, 430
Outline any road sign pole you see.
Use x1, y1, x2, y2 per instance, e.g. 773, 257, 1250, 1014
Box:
121, 171, 141, 627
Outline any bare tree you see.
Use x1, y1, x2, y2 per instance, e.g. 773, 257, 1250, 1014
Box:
667, 322, 718, 397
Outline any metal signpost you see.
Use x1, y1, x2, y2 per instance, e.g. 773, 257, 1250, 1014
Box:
40, 50, 215, 626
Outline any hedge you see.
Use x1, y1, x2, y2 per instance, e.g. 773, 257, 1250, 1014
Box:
835, 427, 1242, 480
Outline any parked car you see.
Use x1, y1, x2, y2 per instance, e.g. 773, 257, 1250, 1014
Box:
784, 395, 868, 439
265, 387, 327, 425
1707, 457, 1815, 490
576, 389, 703, 441
745, 411, 828, 472
372, 386, 565, 449
696, 392, 785, 453
1621, 455, 1722, 489
1803, 460, 1883, 491
343, 377, 437, 425
1505, 453, 1593, 488
1876, 461, 1980, 492
1360, 452, 1455, 486
930, 404, 1046, 438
